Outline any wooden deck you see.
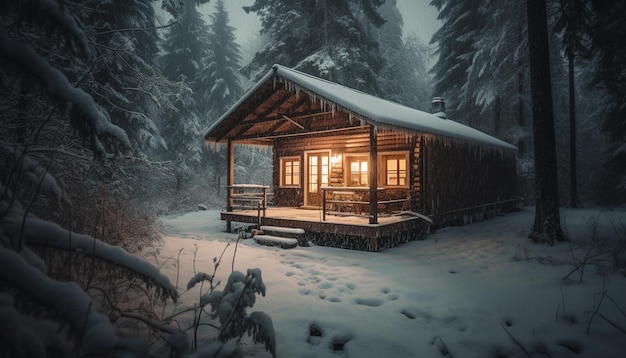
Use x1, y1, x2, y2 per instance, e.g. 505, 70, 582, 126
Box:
221, 207, 431, 251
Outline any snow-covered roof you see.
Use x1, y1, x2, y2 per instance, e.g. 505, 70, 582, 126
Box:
205, 64, 517, 151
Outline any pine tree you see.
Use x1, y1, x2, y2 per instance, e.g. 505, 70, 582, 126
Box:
0, 2, 182, 355
78, 0, 169, 153
553, 0, 593, 208
242, 0, 386, 95
587, 0, 626, 204
527, 0, 566, 244
158, 0, 209, 192
461, 1, 530, 137
429, 0, 485, 123
372, 0, 432, 110
160, 0, 212, 109
203, 0, 244, 121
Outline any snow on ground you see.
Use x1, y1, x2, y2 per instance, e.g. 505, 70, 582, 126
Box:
153, 207, 626, 357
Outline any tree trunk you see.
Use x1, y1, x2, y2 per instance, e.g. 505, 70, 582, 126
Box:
567, 46, 578, 208
527, 0, 566, 244
517, 59, 526, 156
494, 95, 501, 135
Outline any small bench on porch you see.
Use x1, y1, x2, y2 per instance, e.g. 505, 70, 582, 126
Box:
226, 184, 270, 211
321, 186, 411, 220
225, 184, 270, 229
325, 190, 363, 214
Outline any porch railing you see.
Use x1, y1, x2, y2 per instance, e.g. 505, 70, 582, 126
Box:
226, 184, 270, 225
320, 186, 410, 221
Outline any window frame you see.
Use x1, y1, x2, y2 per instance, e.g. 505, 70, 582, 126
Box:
343, 151, 410, 188
380, 151, 409, 188
279, 156, 301, 188
344, 154, 369, 187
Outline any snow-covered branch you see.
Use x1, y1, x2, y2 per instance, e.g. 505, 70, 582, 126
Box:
0, 21, 130, 157
2, 206, 178, 302
93, 20, 180, 36
37, 0, 91, 55
0, 248, 119, 356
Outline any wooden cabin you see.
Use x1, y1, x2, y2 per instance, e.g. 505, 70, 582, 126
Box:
204, 65, 518, 251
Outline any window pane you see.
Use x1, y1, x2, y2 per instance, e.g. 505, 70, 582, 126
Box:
293, 162, 300, 185
309, 156, 318, 192
281, 158, 301, 187
384, 156, 408, 186
286, 161, 293, 185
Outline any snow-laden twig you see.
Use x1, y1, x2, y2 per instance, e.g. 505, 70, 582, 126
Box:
501, 324, 532, 358
187, 272, 214, 290
94, 20, 180, 36
37, 0, 91, 54
430, 336, 454, 358
2, 206, 178, 302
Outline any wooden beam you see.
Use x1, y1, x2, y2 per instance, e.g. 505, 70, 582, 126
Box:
230, 124, 369, 141
369, 126, 378, 224
282, 115, 305, 129
226, 139, 235, 232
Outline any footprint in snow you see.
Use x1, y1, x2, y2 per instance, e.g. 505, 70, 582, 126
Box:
306, 322, 352, 353
318, 282, 334, 289
354, 297, 384, 307
400, 307, 434, 321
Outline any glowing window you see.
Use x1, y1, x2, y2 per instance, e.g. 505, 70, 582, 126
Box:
384, 154, 407, 187
280, 157, 300, 187
348, 157, 368, 186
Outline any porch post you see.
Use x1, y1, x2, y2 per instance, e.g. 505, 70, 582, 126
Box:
369, 126, 378, 224
226, 139, 235, 232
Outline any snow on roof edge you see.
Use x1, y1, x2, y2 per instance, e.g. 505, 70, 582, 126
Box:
205, 64, 517, 152
272, 65, 517, 152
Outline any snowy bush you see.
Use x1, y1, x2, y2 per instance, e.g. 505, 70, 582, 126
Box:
177, 243, 277, 357
46, 173, 163, 253
0, 148, 180, 356
0, 181, 179, 356
197, 269, 276, 357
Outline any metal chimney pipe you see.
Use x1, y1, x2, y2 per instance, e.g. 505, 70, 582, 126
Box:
431, 97, 447, 119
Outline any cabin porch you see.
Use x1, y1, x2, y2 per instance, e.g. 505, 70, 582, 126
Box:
221, 207, 430, 252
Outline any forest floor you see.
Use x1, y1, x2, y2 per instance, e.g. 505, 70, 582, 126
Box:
152, 206, 626, 357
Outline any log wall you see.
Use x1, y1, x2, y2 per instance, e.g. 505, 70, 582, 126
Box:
421, 137, 517, 225
271, 129, 517, 227
272, 129, 419, 208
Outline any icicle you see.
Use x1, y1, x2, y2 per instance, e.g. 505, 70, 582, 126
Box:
205, 141, 225, 152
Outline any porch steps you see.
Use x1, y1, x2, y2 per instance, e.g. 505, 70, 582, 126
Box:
253, 226, 307, 249
253, 235, 299, 249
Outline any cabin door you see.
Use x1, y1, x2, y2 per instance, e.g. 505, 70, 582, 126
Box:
305, 151, 329, 207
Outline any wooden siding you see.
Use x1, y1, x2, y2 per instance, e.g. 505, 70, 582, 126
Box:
421, 137, 517, 225
270, 129, 517, 226
272, 129, 420, 209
